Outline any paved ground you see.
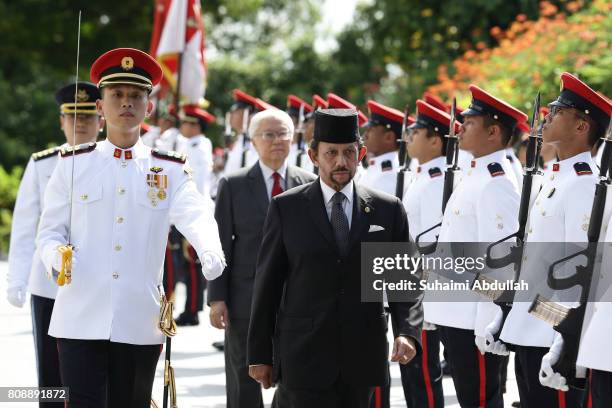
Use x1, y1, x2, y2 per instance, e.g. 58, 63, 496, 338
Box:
0, 261, 520, 407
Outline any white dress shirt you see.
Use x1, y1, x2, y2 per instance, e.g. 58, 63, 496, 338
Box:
320, 179, 354, 229
259, 160, 288, 199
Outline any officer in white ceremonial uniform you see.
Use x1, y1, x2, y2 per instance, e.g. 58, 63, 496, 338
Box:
401, 99, 460, 408
154, 105, 185, 152
424, 85, 525, 408
577, 213, 612, 407
286, 94, 315, 173
7, 82, 102, 408
359, 100, 404, 196
173, 105, 216, 326
36, 48, 225, 408
494, 73, 610, 407
141, 104, 177, 148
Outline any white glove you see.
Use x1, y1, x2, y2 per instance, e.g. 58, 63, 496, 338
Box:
423, 321, 437, 331
539, 333, 568, 391
7, 285, 26, 308
475, 335, 487, 355
201, 252, 225, 280
484, 309, 509, 356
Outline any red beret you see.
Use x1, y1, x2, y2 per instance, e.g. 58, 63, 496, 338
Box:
232, 89, 258, 109
550, 72, 611, 131
181, 105, 216, 124
255, 98, 276, 111
287, 95, 313, 113
357, 110, 368, 127
462, 85, 528, 130
312, 94, 328, 110
327, 93, 356, 110
423, 92, 450, 113
365, 100, 404, 135
90, 48, 162, 91
411, 100, 460, 135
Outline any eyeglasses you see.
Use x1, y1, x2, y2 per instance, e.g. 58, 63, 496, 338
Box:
257, 130, 292, 141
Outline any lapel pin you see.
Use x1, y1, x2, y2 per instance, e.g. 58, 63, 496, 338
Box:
364, 206, 371, 213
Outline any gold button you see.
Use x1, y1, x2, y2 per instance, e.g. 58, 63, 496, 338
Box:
529, 228, 533, 233
112, 272, 119, 279
114, 245, 122, 251
454, 209, 459, 215
118, 188, 126, 195
542, 211, 546, 216
116, 217, 124, 224
550, 175, 555, 181
80, 194, 88, 201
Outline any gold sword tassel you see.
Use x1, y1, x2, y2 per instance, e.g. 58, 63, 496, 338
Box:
57, 244, 74, 286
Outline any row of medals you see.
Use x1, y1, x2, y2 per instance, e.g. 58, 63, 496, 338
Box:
146, 174, 168, 207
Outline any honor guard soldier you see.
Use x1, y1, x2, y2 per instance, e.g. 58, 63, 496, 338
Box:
36, 48, 226, 407
359, 100, 404, 195
141, 104, 177, 148
7, 81, 102, 408
224, 89, 261, 174
286, 94, 314, 171
425, 85, 526, 408
173, 105, 216, 326
154, 104, 185, 151
493, 73, 611, 407
577, 214, 612, 408
401, 99, 461, 408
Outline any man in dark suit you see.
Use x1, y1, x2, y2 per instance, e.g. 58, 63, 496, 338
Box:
247, 108, 423, 408
208, 108, 316, 408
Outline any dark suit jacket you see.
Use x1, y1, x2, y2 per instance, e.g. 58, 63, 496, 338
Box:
208, 162, 316, 319
247, 179, 423, 389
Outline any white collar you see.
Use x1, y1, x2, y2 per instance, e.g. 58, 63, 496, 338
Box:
368, 150, 398, 167
417, 155, 445, 174
551, 151, 594, 174
470, 149, 508, 169
99, 138, 147, 159
320, 178, 354, 205
259, 159, 288, 181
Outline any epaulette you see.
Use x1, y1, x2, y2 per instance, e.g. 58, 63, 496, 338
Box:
506, 154, 514, 163
428, 167, 443, 178
487, 162, 505, 177
60, 142, 97, 157
381, 160, 393, 172
151, 148, 186, 164
574, 162, 593, 176
32, 146, 61, 161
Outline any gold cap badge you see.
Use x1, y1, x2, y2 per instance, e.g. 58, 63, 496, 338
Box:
77, 89, 89, 102
121, 56, 134, 71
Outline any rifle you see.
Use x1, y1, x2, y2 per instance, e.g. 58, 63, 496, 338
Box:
296, 103, 305, 167
415, 98, 459, 254
471, 93, 543, 342
240, 107, 251, 168
528, 118, 612, 389
223, 112, 232, 164
395, 105, 412, 200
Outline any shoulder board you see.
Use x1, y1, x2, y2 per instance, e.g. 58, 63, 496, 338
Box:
381, 160, 393, 172
60, 142, 97, 158
487, 162, 505, 178
32, 146, 61, 161
151, 148, 186, 164
505, 154, 514, 163
573, 162, 593, 176
428, 167, 443, 178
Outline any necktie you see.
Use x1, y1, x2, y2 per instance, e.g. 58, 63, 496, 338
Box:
271, 172, 283, 198
331, 192, 350, 255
